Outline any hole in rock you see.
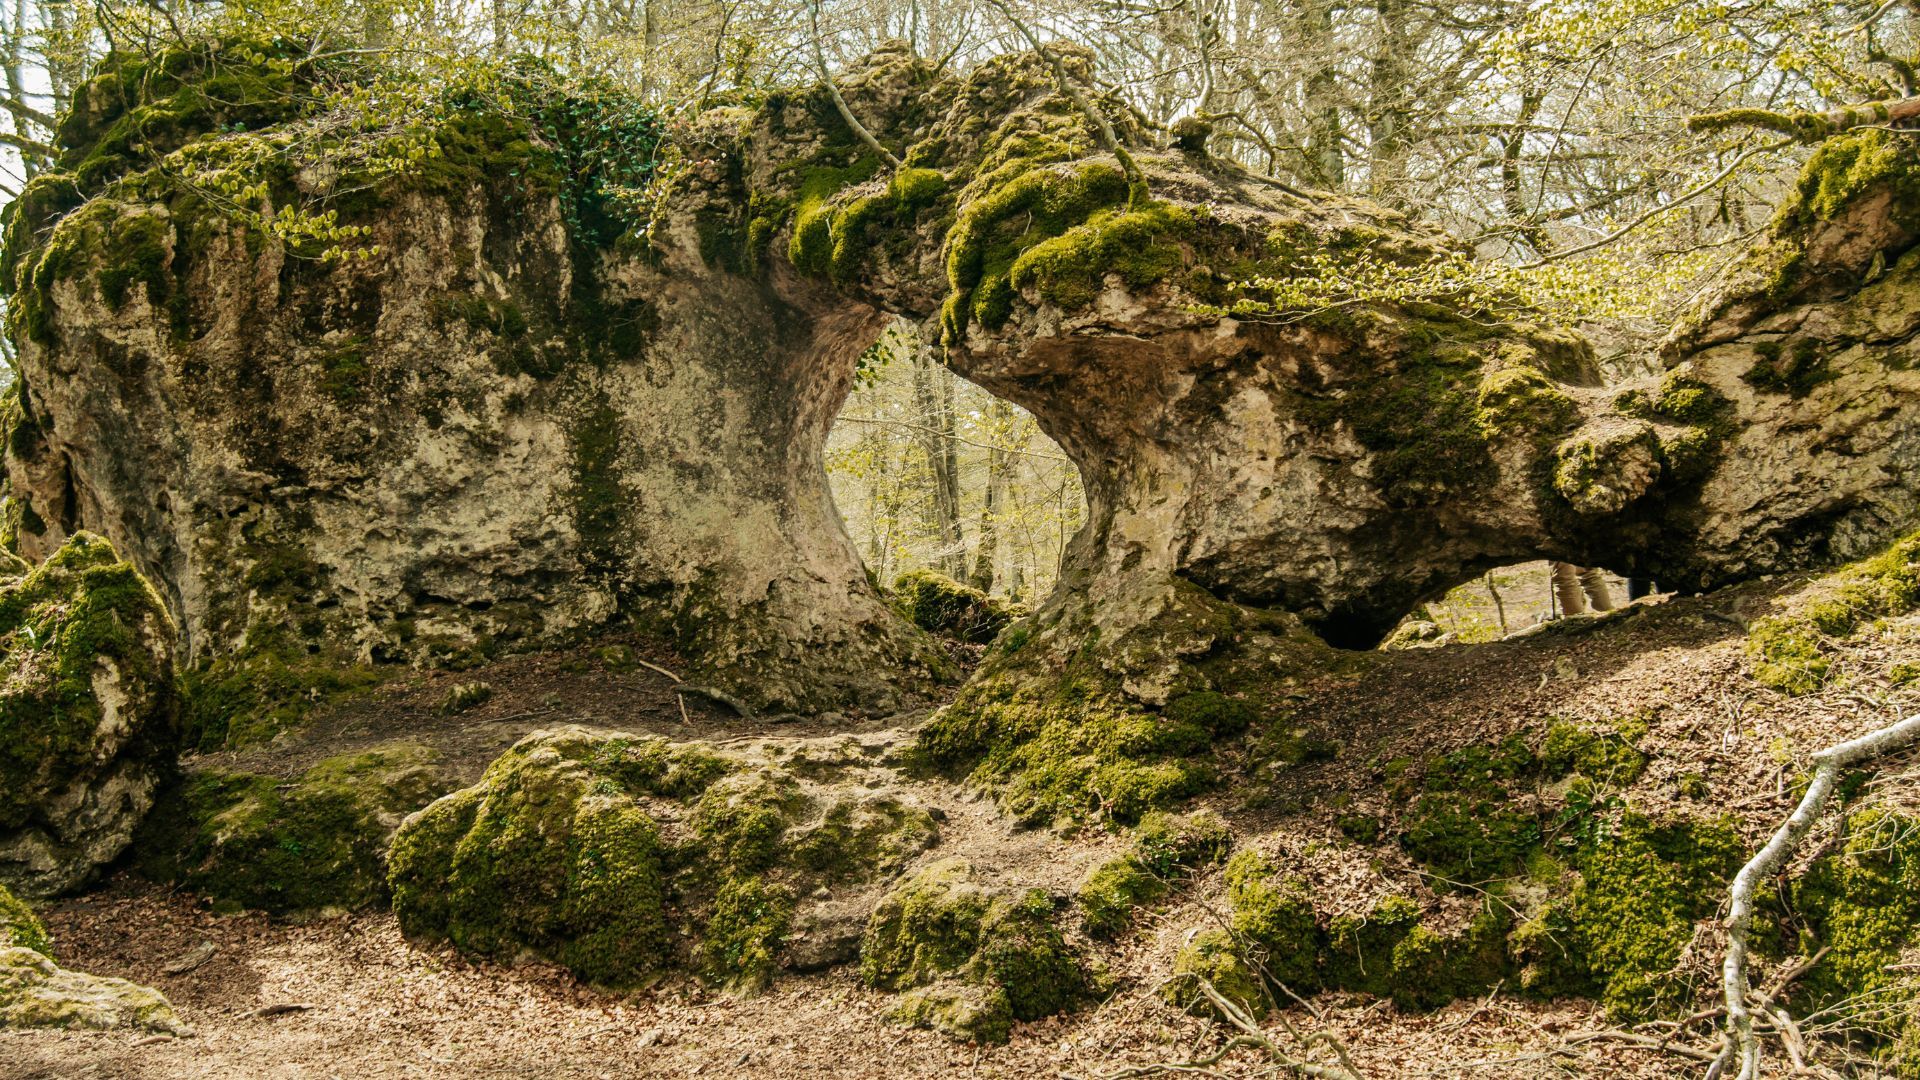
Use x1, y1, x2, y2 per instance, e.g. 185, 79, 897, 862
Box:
825, 320, 1087, 606
1382, 561, 1655, 649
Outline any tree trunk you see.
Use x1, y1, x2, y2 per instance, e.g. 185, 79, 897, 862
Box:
909, 345, 965, 578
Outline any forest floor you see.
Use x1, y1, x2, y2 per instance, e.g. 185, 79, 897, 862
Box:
9, 879, 1665, 1079
6, 570, 1917, 1079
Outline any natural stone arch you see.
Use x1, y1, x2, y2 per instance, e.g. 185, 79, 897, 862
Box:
5, 41, 1920, 729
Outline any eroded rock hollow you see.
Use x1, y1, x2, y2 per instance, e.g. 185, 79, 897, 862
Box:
5, 42, 1919, 719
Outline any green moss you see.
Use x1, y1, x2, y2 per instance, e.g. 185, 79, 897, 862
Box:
1076, 856, 1164, 938
1474, 366, 1578, 442
859, 858, 992, 990
700, 876, 793, 992
1167, 929, 1267, 1019
1743, 338, 1835, 398
135, 743, 450, 913
1161, 692, 1254, 741
861, 858, 1094, 1035
1296, 331, 1497, 507
0, 533, 176, 833
1540, 716, 1648, 785
940, 161, 1130, 340
180, 648, 384, 750
1793, 809, 1920, 1041
1007, 202, 1193, 309
1565, 813, 1742, 1021
786, 154, 882, 277
691, 769, 806, 875
570, 398, 628, 574
1076, 810, 1230, 937
890, 569, 1021, 645
388, 740, 673, 986
889, 167, 947, 214
1387, 903, 1511, 1010
0, 885, 50, 956
1397, 735, 1540, 883
915, 581, 1327, 824
891, 982, 1012, 1044
977, 890, 1092, 1020
1223, 851, 1321, 989
1748, 528, 1920, 694
1788, 129, 1920, 227
789, 797, 939, 885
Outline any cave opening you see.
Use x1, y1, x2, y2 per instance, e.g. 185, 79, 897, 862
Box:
1381, 561, 1655, 649
823, 318, 1088, 607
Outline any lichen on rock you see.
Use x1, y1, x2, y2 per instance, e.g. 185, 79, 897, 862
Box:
0, 945, 187, 1034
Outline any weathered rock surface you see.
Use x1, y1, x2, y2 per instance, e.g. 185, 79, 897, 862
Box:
387, 725, 938, 990
0, 532, 176, 897
5, 42, 1919, 724
0, 44, 950, 717
0, 945, 186, 1034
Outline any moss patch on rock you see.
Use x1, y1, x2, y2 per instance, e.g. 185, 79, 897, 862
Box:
390, 726, 939, 992
135, 743, 452, 914
0, 533, 177, 896
0, 946, 187, 1034
917, 581, 1335, 825
890, 570, 1025, 645
1076, 810, 1231, 938
0, 883, 50, 955
861, 857, 1099, 1042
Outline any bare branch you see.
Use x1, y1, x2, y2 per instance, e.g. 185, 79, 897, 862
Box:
1719, 714, 1920, 1080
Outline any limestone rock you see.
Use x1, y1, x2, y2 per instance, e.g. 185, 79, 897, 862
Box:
0, 533, 176, 897
0, 945, 187, 1034
387, 726, 939, 991
7, 41, 1920, 729
859, 857, 1098, 1041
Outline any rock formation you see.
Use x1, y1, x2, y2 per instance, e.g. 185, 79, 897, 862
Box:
387, 725, 941, 991
0, 533, 176, 896
4, 40, 1918, 724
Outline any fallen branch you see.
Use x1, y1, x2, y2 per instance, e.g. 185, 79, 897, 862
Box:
807, 0, 901, 170
1718, 713, 1920, 1080
631, 656, 756, 721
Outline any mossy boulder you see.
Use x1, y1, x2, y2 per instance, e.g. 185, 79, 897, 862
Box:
890, 570, 1024, 645
1168, 929, 1268, 1019
389, 726, 939, 992
1077, 810, 1231, 937
0, 945, 186, 1034
0, 883, 51, 955
891, 981, 1012, 1044
134, 743, 452, 913
0, 532, 177, 897
860, 857, 1099, 1042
